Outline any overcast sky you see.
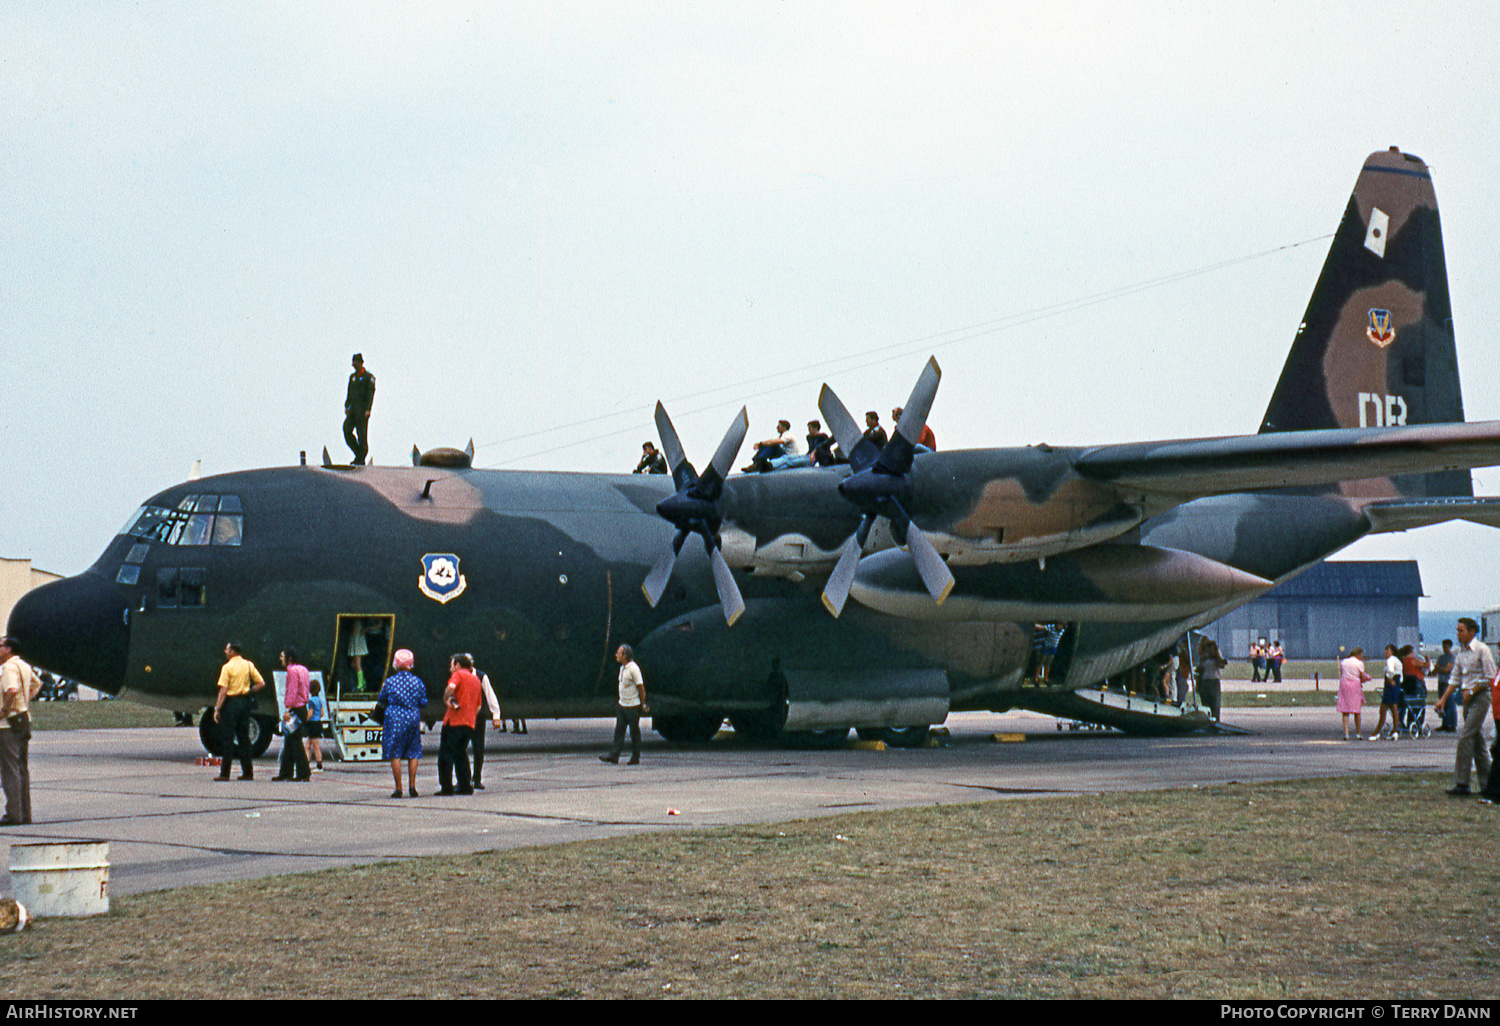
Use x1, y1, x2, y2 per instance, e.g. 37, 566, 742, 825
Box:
5, 2, 1500, 612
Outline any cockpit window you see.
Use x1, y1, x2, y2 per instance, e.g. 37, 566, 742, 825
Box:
179, 513, 214, 546
213, 514, 243, 546
122, 496, 245, 546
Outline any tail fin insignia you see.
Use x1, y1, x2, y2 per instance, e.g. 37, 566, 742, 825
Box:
1258, 147, 1469, 499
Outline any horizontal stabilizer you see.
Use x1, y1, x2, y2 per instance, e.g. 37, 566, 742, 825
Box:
1364, 496, 1500, 533
1075, 421, 1500, 496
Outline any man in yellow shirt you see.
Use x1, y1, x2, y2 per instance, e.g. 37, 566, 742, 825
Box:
212, 641, 267, 780
0, 635, 39, 825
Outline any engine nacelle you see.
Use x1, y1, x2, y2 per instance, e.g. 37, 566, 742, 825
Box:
849, 544, 1272, 623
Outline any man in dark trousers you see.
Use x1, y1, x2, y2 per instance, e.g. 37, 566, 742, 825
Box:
212, 641, 268, 780
343, 353, 376, 465
438, 653, 481, 796
600, 645, 647, 765
0, 636, 37, 826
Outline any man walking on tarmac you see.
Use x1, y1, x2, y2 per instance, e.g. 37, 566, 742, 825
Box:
1435, 618, 1495, 797
600, 645, 647, 765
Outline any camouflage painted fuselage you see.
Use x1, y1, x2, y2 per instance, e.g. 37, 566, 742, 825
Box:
0, 451, 1391, 724
12, 146, 1500, 736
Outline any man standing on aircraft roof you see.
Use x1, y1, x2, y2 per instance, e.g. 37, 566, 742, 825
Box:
863, 411, 887, 450
212, 641, 267, 781
438, 653, 480, 796
343, 353, 375, 465
892, 407, 936, 450
601, 645, 647, 765
634, 441, 667, 475
1434, 618, 1495, 797
0, 636, 39, 826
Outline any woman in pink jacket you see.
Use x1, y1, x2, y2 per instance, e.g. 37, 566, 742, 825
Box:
1337, 648, 1372, 741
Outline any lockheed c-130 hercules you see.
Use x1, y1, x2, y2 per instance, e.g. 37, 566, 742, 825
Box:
12, 147, 1500, 754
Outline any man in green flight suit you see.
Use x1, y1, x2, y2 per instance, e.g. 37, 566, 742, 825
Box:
343, 353, 376, 465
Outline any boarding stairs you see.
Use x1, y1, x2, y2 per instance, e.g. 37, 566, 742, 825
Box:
329, 688, 385, 762
1018, 677, 1223, 735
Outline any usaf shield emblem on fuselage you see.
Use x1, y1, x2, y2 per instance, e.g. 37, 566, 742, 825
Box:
418, 554, 467, 604
1366, 308, 1396, 348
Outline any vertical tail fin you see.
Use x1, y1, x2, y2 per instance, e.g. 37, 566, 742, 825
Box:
1259, 147, 1469, 497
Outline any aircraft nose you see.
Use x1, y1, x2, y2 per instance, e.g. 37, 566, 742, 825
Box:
6, 572, 130, 696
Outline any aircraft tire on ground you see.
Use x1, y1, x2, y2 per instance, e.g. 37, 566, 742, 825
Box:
652, 713, 724, 745
196, 711, 276, 757
198, 713, 226, 757
249, 715, 276, 758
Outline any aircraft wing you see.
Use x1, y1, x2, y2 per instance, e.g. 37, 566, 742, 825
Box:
1073, 421, 1500, 496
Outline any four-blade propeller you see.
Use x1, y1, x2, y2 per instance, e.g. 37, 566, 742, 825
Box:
817, 357, 954, 617
640, 403, 750, 627
641, 357, 952, 625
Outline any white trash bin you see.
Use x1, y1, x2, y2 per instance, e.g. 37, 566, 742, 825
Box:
9, 841, 109, 917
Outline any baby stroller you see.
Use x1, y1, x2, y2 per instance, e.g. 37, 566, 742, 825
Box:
1399, 679, 1432, 739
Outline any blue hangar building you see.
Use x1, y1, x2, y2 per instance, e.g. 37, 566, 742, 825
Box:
1196, 560, 1421, 662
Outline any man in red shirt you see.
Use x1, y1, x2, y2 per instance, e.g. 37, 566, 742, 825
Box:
438, 653, 481, 795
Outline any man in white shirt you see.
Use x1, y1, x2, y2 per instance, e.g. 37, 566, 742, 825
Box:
600, 645, 647, 765
746, 420, 798, 473
1435, 618, 1496, 796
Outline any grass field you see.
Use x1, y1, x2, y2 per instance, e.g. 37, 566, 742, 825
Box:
1, 774, 1494, 1000
1220, 659, 1337, 682
1221, 690, 1338, 708
27, 702, 178, 731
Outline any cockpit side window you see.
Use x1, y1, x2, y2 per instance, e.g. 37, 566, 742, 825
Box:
179, 568, 206, 607
157, 568, 179, 608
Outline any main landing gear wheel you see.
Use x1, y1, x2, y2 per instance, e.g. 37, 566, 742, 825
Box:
249, 715, 276, 758
198, 712, 277, 758
653, 713, 724, 745
198, 712, 225, 756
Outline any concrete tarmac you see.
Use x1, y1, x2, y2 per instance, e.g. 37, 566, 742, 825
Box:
0, 705, 1467, 898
